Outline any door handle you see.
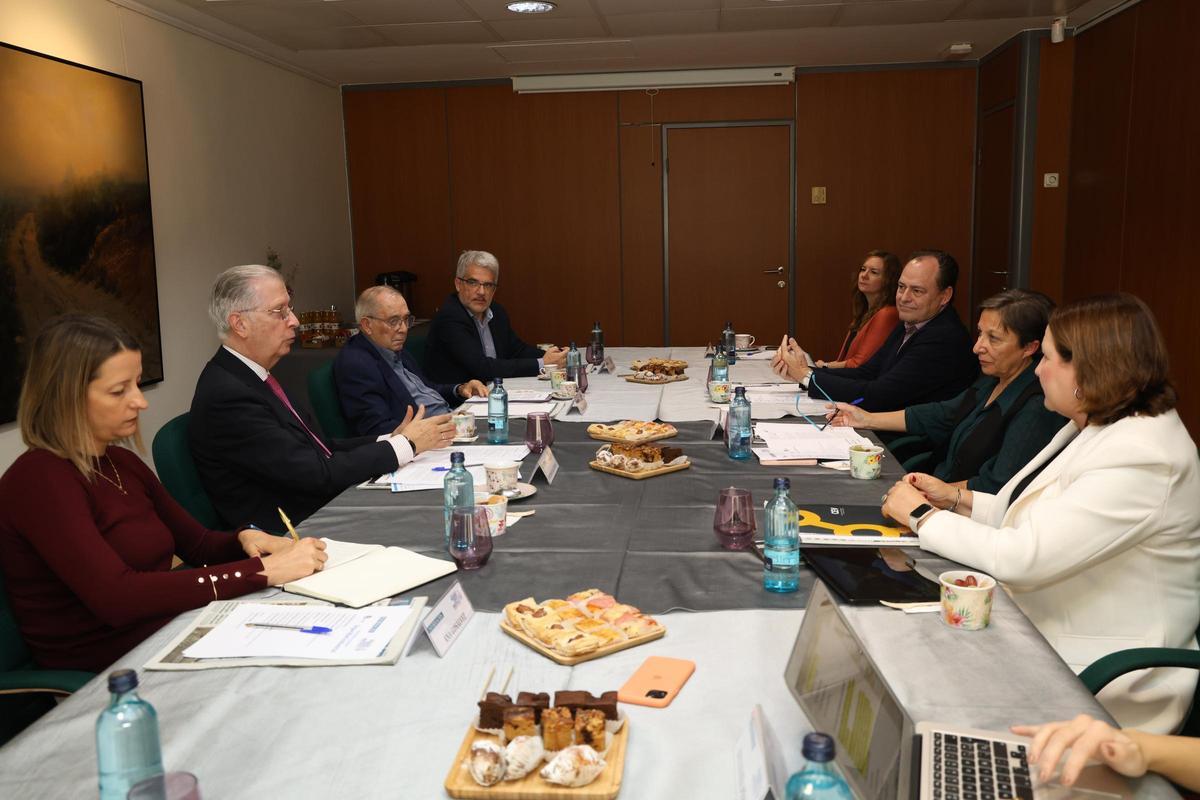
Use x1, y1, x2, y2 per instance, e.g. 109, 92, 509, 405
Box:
763, 267, 784, 274
990, 271, 1008, 276
777, 280, 787, 289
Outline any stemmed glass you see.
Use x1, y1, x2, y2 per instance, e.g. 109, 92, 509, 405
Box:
524, 412, 555, 455
586, 342, 604, 367
449, 507, 493, 570
713, 487, 756, 550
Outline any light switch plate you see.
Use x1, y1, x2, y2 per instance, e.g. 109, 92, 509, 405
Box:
1043, 173, 1060, 188
811, 186, 827, 204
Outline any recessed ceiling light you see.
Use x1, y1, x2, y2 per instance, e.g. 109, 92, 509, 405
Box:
507, 1, 556, 13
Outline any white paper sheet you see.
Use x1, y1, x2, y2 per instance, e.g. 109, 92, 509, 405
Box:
752, 422, 871, 460
183, 603, 413, 660
463, 390, 551, 403
467, 401, 559, 417
369, 445, 529, 491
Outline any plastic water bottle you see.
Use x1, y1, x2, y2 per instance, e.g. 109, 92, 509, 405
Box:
711, 345, 729, 382
727, 386, 752, 460
443, 451, 475, 547
96, 669, 163, 800
763, 477, 800, 593
488, 378, 508, 443
785, 732, 854, 800
723, 321, 738, 364
590, 321, 604, 362
566, 341, 582, 382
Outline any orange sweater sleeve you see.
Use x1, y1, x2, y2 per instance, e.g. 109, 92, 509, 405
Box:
842, 305, 900, 368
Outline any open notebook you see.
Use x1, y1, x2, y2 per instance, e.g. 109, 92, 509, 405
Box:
282, 539, 456, 608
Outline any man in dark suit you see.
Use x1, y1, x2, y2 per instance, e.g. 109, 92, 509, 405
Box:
189, 265, 456, 531
422, 250, 568, 384
335, 286, 488, 437
773, 250, 978, 412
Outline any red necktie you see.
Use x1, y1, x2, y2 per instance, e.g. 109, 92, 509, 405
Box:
264, 374, 332, 458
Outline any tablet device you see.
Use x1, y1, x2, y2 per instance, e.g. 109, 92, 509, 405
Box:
801, 546, 939, 605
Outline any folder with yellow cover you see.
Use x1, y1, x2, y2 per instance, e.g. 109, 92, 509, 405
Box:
795, 504, 915, 546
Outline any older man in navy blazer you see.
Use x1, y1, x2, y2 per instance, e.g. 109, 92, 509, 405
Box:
335, 286, 488, 437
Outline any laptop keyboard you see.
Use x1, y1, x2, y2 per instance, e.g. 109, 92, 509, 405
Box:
932, 732, 1034, 800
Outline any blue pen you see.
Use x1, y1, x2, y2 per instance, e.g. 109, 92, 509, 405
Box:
431, 463, 482, 472
245, 623, 332, 635
850, 397, 865, 406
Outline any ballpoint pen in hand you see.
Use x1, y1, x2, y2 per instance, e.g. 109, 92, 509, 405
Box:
245, 622, 332, 635
277, 506, 300, 543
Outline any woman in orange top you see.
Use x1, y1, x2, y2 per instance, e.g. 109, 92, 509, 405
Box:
816, 250, 901, 369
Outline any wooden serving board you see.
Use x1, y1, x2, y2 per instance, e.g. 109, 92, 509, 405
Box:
623, 374, 688, 385
588, 459, 691, 481
586, 428, 677, 445
498, 620, 666, 666
444, 719, 629, 800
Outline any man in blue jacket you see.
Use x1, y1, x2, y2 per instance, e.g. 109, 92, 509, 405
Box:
335, 286, 488, 437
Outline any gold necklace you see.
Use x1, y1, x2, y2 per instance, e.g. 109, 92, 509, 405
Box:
95, 453, 127, 495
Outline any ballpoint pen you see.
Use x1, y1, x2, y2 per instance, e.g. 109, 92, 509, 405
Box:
431, 463, 483, 472
277, 506, 300, 543
245, 622, 332, 635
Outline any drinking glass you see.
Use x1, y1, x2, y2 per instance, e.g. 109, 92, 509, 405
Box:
586, 342, 604, 366
449, 507, 493, 570
524, 412, 555, 455
714, 487, 756, 550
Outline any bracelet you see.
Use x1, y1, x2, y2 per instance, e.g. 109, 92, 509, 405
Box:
949, 488, 962, 513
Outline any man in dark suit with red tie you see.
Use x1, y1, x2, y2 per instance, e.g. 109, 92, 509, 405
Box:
188, 265, 455, 531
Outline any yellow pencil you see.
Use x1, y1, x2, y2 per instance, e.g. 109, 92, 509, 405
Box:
277, 506, 300, 543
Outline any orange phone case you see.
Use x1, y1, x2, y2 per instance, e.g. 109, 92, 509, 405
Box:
617, 656, 696, 708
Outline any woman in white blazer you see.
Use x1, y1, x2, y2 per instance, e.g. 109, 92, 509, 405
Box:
882, 293, 1200, 734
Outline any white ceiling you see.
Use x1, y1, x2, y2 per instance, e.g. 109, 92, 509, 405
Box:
121, 0, 1132, 86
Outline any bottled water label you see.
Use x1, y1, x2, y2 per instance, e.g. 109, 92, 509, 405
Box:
764, 548, 800, 567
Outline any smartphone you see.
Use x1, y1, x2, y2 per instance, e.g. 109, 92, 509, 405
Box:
617, 656, 695, 708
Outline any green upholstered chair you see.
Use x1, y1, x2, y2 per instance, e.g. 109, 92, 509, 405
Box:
403, 329, 427, 367
0, 572, 93, 745
151, 412, 224, 530
307, 361, 351, 440
1078, 628, 1200, 738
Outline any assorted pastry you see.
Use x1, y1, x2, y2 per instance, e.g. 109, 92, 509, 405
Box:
503, 589, 663, 656
593, 442, 687, 473
464, 689, 622, 788
587, 419, 677, 442
629, 357, 687, 377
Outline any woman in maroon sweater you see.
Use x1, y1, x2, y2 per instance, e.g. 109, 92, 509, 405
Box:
0, 315, 326, 672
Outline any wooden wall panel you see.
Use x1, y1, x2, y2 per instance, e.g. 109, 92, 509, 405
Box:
342, 88, 451, 319
979, 42, 1019, 113
618, 125, 664, 345
1028, 38, 1074, 302
618, 84, 793, 125
794, 68, 976, 361
445, 86, 622, 345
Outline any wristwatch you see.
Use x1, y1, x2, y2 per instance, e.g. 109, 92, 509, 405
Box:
908, 502, 936, 531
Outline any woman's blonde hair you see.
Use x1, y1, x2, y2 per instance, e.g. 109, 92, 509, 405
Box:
17, 314, 143, 479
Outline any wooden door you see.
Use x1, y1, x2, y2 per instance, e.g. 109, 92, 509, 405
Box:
665, 125, 791, 345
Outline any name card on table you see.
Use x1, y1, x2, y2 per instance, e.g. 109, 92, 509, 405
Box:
573, 394, 589, 415
601, 356, 616, 373
423, 580, 474, 657
733, 705, 789, 800
532, 446, 560, 485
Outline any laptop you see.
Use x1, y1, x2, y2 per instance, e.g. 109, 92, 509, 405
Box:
783, 581, 1133, 800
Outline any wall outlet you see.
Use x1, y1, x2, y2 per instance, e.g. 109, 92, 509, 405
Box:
1043, 173, 1060, 188
811, 186, 827, 204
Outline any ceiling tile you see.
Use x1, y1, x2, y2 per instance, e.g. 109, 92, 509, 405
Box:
607, 10, 721, 36
459, 0, 600, 22
719, 5, 842, 31
490, 38, 637, 63
720, 0, 847, 8
488, 16, 609, 41
373, 21, 498, 47
264, 25, 392, 51
337, 0, 478, 25
949, 0, 1093, 20
194, 2, 360, 33
595, 0, 718, 14
837, 0, 962, 26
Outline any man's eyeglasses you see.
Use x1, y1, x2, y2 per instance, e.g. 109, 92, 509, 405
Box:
458, 277, 499, 292
244, 305, 295, 321
366, 314, 416, 330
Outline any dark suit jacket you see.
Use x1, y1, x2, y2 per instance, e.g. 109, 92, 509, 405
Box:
188, 347, 400, 531
422, 293, 544, 384
807, 305, 978, 412
334, 332, 461, 437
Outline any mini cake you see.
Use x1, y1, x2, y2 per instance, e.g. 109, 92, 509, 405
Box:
574, 709, 606, 749
477, 692, 513, 729
554, 690, 620, 721
515, 691, 550, 724
541, 706, 574, 750
502, 706, 537, 741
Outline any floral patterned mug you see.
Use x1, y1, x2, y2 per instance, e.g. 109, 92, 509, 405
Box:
938, 570, 996, 631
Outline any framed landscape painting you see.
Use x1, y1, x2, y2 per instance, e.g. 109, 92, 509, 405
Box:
0, 41, 162, 425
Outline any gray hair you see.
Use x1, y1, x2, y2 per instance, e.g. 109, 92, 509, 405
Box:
355, 285, 402, 323
456, 250, 500, 281
209, 264, 282, 338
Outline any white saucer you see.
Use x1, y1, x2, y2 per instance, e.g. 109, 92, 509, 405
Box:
550, 391, 576, 401
537, 373, 551, 381
452, 435, 478, 443
493, 482, 537, 501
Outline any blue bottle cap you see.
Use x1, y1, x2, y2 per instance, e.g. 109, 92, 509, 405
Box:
734, 386, 746, 397
450, 451, 464, 464
108, 669, 138, 693
802, 732, 836, 762
494, 377, 503, 386
570, 341, 577, 348
774, 477, 790, 490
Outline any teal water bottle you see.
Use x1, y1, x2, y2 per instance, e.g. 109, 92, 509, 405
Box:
727, 386, 752, 460
723, 320, 738, 364
488, 378, 508, 444
785, 733, 854, 800
763, 477, 800, 593
96, 670, 163, 800
711, 345, 729, 382
443, 451, 475, 546
566, 341, 582, 382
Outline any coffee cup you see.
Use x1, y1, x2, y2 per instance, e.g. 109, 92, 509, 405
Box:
556, 380, 578, 399
735, 333, 756, 350
938, 570, 996, 631
848, 444, 884, 479
452, 410, 476, 439
485, 462, 520, 494
547, 366, 567, 390
475, 494, 508, 536
708, 381, 732, 403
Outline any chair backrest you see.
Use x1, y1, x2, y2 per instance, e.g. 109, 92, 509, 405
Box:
404, 329, 427, 368
151, 413, 224, 530
307, 361, 352, 440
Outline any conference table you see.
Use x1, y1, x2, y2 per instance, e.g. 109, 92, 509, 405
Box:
0, 348, 1179, 799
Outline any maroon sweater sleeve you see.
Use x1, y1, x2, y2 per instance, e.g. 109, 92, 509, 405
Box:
843, 305, 900, 368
